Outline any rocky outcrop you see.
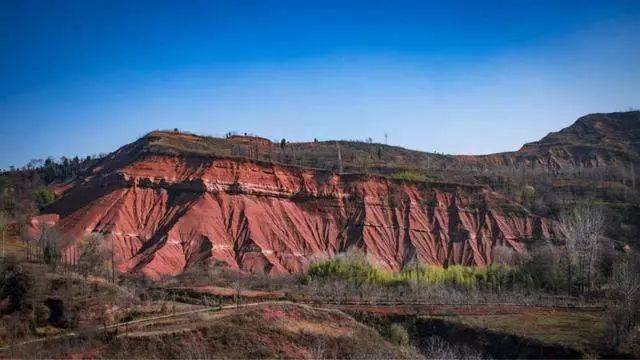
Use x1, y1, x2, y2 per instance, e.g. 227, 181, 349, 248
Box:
44, 148, 556, 278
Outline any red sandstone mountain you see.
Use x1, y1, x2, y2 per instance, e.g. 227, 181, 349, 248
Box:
38, 111, 639, 278
40, 143, 548, 279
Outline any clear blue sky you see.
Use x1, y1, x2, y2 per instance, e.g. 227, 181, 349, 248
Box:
1, 0, 639, 169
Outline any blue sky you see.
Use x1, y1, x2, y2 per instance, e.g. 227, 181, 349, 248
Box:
1, 1, 639, 169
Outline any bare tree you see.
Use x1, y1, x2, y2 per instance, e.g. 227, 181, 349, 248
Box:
308, 337, 327, 359
613, 256, 640, 304
607, 255, 640, 348
37, 223, 62, 268
560, 203, 605, 293
103, 233, 117, 283
58, 235, 76, 273
232, 277, 243, 308
77, 233, 108, 279
36, 221, 50, 262
0, 212, 8, 259
423, 336, 483, 360
492, 245, 518, 266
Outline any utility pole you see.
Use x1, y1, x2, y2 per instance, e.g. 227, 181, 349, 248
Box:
384, 133, 388, 145
335, 141, 343, 174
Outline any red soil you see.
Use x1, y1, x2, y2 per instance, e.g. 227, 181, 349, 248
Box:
38, 134, 558, 279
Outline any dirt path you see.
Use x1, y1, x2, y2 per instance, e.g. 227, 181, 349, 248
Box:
0, 300, 292, 352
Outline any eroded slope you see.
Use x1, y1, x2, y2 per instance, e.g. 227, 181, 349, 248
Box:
45, 148, 555, 278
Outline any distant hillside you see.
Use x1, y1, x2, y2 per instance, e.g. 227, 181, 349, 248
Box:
457, 111, 640, 169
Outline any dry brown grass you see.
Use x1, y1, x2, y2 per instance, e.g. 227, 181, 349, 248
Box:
445, 309, 607, 354
14, 302, 420, 359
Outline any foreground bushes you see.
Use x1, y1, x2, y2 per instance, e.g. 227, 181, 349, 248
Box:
0, 259, 32, 313
304, 253, 534, 292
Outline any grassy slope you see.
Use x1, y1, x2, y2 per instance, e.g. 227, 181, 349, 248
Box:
17, 303, 418, 359
443, 309, 607, 355
142, 130, 450, 174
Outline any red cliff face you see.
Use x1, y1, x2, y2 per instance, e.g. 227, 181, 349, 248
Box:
45, 148, 556, 279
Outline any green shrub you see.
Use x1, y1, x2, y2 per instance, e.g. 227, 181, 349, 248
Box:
33, 187, 55, 208
392, 171, 426, 182
385, 323, 410, 346
521, 185, 536, 200
521, 245, 565, 292
305, 256, 534, 291
305, 253, 389, 286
